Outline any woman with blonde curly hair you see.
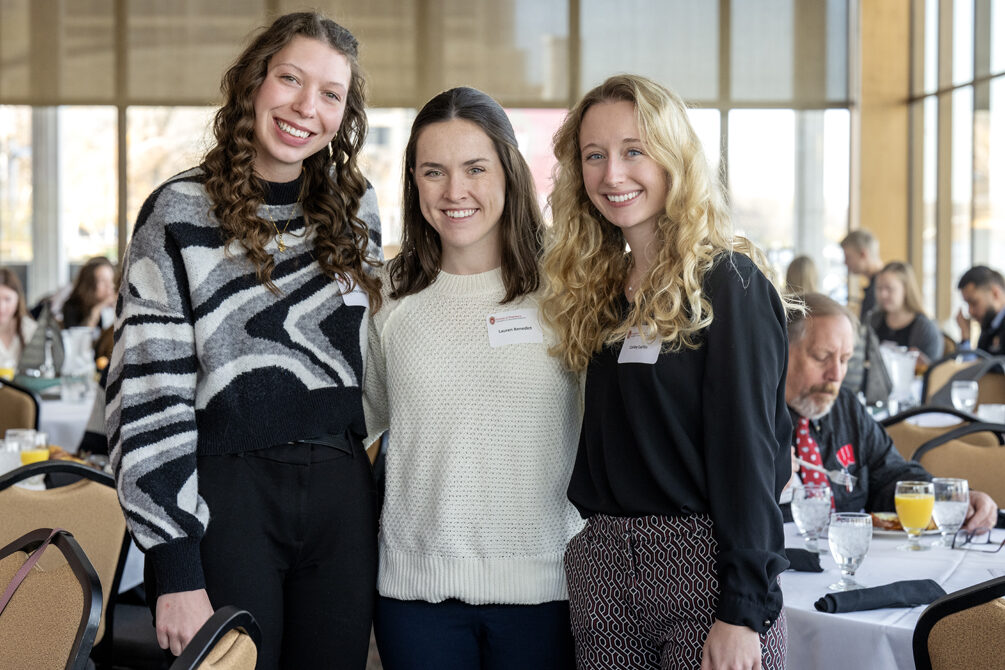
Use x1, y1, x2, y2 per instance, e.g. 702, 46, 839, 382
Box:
541, 74, 791, 669
107, 12, 382, 668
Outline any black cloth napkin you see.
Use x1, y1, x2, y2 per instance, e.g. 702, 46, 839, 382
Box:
785, 548, 823, 572
814, 579, 946, 613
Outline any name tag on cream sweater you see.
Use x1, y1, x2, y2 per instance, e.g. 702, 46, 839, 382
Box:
486, 308, 544, 347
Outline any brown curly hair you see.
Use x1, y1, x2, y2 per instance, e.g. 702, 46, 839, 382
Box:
202, 11, 380, 306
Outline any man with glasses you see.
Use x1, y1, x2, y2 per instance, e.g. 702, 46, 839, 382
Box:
784, 293, 999, 529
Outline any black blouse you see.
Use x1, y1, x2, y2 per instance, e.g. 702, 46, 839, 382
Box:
567, 253, 791, 633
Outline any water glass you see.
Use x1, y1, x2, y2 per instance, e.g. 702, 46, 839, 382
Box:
828, 512, 872, 591
950, 380, 979, 413
895, 480, 935, 552
791, 483, 832, 553
932, 478, 969, 547
0, 440, 20, 476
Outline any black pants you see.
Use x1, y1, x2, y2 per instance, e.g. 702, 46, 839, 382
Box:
150, 439, 378, 669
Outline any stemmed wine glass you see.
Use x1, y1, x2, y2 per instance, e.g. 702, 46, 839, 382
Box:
791, 483, 832, 553
828, 512, 872, 591
895, 480, 935, 551
932, 478, 969, 548
951, 381, 979, 413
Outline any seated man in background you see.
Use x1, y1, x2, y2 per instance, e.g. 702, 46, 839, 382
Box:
785, 293, 997, 529
956, 265, 1005, 356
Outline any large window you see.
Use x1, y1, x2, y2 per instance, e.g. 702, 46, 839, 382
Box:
911, 0, 1005, 328
1, 0, 855, 302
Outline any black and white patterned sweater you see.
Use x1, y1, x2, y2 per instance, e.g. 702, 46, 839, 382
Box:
106, 166, 382, 594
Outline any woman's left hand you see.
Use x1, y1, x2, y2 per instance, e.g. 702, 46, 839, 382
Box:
701, 620, 762, 670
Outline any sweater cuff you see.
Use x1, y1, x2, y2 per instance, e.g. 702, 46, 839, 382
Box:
147, 539, 205, 596
715, 592, 781, 634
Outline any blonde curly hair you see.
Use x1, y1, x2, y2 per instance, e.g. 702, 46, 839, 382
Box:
541, 74, 779, 371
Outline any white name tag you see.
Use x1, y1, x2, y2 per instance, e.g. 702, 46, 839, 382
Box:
338, 278, 369, 308
618, 329, 661, 364
486, 308, 544, 348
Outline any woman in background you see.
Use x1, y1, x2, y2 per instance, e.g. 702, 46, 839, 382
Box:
107, 12, 381, 668
0, 268, 36, 372
785, 254, 818, 295
870, 260, 943, 363
60, 256, 116, 330
365, 87, 581, 670
542, 74, 790, 670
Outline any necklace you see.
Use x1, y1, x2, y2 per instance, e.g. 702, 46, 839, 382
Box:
267, 208, 297, 252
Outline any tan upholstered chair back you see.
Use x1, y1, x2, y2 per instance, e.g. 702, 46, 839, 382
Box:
924, 359, 976, 402
884, 420, 998, 461
918, 441, 1005, 503
195, 629, 259, 670
926, 597, 1005, 670
941, 333, 957, 357
0, 550, 85, 669
0, 479, 126, 643
978, 373, 1005, 405
0, 384, 37, 434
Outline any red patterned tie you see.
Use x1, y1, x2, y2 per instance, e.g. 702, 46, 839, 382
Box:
796, 417, 829, 488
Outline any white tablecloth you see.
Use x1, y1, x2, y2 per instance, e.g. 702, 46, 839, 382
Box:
38, 390, 97, 453
782, 522, 1005, 669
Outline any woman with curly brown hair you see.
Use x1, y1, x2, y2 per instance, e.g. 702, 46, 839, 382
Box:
541, 74, 791, 670
106, 12, 382, 668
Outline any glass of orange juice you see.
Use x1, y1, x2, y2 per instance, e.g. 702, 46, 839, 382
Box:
895, 480, 935, 552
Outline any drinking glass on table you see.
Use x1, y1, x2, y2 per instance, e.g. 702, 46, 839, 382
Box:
791, 483, 832, 553
932, 477, 969, 548
828, 512, 872, 591
20, 431, 49, 465
950, 381, 979, 413
895, 480, 935, 551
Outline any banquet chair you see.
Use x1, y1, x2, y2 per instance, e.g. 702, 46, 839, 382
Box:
0, 527, 103, 670
912, 422, 1005, 502
913, 575, 1005, 670
169, 606, 261, 670
0, 460, 165, 667
923, 354, 1005, 405
0, 377, 41, 433
940, 332, 957, 357
881, 407, 998, 461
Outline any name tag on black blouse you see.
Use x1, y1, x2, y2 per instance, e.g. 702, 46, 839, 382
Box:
486, 308, 544, 348
618, 329, 661, 364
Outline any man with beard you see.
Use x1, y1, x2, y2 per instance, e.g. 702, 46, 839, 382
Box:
955, 265, 1005, 356
784, 293, 996, 527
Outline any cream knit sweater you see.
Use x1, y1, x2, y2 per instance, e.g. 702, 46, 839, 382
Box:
364, 266, 583, 605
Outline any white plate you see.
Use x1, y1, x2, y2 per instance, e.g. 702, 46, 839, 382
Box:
905, 413, 966, 428
872, 528, 942, 537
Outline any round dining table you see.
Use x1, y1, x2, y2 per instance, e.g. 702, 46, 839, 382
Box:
38, 388, 98, 453
781, 521, 1005, 669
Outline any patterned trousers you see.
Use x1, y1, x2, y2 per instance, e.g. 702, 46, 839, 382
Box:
564, 513, 786, 670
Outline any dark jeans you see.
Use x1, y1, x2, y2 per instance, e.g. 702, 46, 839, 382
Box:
149, 440, 378, 670
374, 595, 575, 670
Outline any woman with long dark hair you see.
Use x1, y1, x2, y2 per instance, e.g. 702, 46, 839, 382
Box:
541, 74, 792, 670
107, 13, 381, 668
364, 87, 581, 669
0, 268, 36, 370
61, 256, 116, 329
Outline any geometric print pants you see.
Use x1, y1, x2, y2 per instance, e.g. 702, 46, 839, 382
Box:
564, 513, 787, 670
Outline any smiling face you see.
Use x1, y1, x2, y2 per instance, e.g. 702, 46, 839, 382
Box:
875, 271, 906, 313
251, 35, 351, 182
578, 100, 669, 241
786, 314, 855, 419
413, 118, 506, 273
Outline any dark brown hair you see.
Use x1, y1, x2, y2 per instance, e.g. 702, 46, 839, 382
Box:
64, 256, 115, 315
0, 268, 28, 349
202, 11, 380, 306
388, 86, 542, 304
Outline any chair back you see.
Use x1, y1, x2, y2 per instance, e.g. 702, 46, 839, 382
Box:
0, 461, 128, 645
0, 378, 40, 433
940, 332, 957, 357
0, 528, 102, 670
914, 575, 1005, 670
881, 407, 996, 461
170, 606, 261, 670
978, 372, 1005, 405
912, 422, 1005, 502
925, 355, 1005, 406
